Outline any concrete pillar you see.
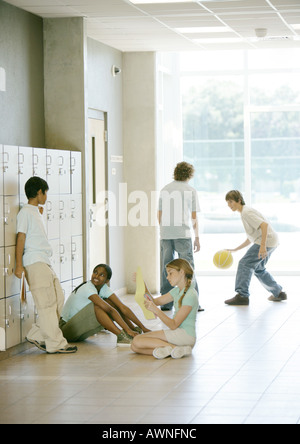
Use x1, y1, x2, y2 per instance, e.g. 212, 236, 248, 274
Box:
43, 17, 87, 151
123, 52, 159, 294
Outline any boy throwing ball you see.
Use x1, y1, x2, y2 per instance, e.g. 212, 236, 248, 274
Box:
224, 190, 287, 306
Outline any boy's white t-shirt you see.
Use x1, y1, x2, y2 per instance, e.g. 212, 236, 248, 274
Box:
158, 180, 200, 240
16, 204, 52, 266
241, 206, 279, 248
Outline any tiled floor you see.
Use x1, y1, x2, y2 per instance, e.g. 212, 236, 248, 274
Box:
0, 275, 300, 424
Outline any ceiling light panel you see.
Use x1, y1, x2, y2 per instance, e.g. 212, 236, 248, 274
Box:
129, 0, 197, 3
175, 26, 231, 33
270, 0, 300, 7
199, 0, 273, 13
134, 2, 206, 15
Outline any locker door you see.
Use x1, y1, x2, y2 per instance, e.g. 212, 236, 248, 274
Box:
4, 195, 19, 246
3, 145, 19, 196
59, 195, 72, 282
0, 246, 5, 300
70, 151, 81, 195
46, 150, 60, 195
60, 239, 72, 283
4, 246, 20, 297
58, 150, 71, 195
33, 147, 47, 179
0, 195, 4, 248
0, 144, 3, 196
46, 197, 60, 240
71, 235, 83, 279
59, 195, 71, 239
18, 146, 33, 198
0, 298, 5, 351
5, 294, 21, 349
71, 195, 82, 237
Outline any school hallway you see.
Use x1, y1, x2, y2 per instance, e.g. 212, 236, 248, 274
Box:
0, 275, 299, 425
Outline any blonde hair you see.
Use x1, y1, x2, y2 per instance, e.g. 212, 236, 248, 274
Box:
166, 258, 194, 308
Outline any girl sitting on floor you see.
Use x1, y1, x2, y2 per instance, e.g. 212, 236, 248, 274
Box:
131, 258, 198, 359
60, 264, 150, 346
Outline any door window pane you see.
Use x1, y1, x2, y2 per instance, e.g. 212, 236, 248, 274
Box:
182, 75, 245, 273
251, 111, 300, 272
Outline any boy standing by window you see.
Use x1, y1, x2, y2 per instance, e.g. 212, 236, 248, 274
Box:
225, 190, 287, 306
15, 176, 77, 354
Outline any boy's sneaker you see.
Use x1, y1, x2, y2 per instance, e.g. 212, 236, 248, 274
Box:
268, 292, 287, 302
225, 294, 249, 306
171, 346, 192, 359
26, 337, 46, 352
117, 330, 133, 347
153, 346, 173, 359
47, 346, 78, 354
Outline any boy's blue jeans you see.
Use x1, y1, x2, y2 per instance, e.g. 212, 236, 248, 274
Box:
160, 239, 199, 309
235, 243, 282, 299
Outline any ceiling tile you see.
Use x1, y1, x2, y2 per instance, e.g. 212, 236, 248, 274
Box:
4, 0, 300, 51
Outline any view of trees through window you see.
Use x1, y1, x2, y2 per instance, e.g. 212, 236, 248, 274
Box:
180, 49, 300, 274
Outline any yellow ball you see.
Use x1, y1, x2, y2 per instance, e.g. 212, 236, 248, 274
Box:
213, 250, 233, 269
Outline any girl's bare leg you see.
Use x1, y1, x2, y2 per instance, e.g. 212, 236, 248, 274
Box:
94, 301, 137, 337
107, 296, 151, 333
131, 330, 174, 355
94, 306, 122, 336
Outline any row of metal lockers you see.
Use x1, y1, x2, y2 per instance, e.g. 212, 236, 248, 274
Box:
0, 145, 84, 351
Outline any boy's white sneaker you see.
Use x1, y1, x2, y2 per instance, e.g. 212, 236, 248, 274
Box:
171, 346, 192, 359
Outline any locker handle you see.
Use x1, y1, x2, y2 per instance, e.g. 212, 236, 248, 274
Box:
33, 153, 39, 165
18, 152, 25, 165
3, 152, 9, 172
4, 202, 10, 216
46, 154, 52, 166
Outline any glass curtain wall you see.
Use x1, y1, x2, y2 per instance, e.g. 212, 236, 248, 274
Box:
180, 49, 300, 275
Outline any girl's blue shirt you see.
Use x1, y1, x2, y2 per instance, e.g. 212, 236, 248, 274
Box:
61, 281, 113, 322
169, 286, 198, 337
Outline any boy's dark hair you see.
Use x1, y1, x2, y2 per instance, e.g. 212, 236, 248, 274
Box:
173, 162, 195, 182
25, 177, 49, 199
225, 190, 246, 205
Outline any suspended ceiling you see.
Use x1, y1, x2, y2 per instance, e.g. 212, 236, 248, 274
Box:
4, 0, 300, 52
